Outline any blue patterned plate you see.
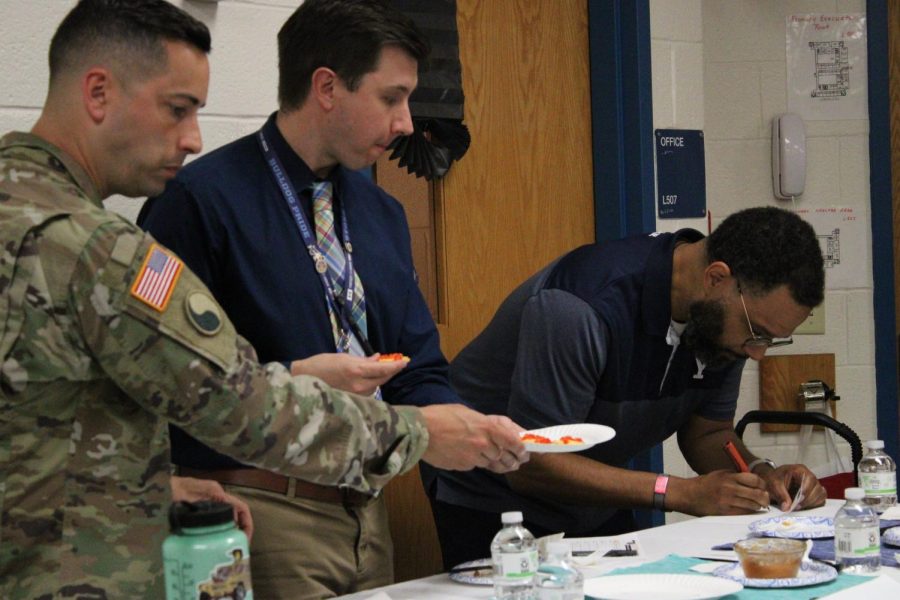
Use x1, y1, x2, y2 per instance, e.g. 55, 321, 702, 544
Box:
884, 526, 900, 547
748, 515, 834, 539
712, 560, 837, 588
448, 558, 492, 585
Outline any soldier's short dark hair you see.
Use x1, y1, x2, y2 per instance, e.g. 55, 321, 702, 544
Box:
48, 0, 211, 86
277, 0, 429, 111
706, 206, 825, 308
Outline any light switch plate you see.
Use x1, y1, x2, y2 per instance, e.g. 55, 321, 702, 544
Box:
794, 304, 825, 335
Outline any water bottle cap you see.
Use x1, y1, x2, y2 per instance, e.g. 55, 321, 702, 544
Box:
546, 541, 570, 556
168, 500, 234, 533
865, 440, 885, 450
844, 487, 865, 500
501, 511, 524, 524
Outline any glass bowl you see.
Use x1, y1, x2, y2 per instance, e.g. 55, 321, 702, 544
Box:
733, 537, 806, 579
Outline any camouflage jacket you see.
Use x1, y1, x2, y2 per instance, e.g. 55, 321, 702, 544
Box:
0, 132, 429, 599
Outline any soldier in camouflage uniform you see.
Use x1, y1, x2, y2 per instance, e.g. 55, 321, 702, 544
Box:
0, 1, 525, 597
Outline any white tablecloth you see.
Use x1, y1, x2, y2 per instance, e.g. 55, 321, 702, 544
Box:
336, 500, 900, 599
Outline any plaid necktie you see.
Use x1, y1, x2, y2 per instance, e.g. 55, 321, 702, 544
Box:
311, 181, 369, 356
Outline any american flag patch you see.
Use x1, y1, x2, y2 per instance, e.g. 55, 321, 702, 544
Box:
130, 243, 183, 311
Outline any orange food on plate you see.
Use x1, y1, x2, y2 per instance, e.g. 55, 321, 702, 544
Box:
521, 433, 552, 444
559, 435, 584, 444
521, 433, 585, 445
377, 353, 410, 362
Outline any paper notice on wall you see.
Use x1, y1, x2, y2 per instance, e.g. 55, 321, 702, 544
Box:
786, 14, 867, 120
793, 206, 867, 289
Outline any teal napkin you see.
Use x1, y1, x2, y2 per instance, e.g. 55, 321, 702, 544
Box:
594, 554, 870, 599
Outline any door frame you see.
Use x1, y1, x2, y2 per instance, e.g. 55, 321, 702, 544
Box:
868, 0, 899, 457
588, 0, 662, 528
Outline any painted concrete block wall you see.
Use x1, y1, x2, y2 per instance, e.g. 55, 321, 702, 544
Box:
652, 0, 876, 500
0, 0, 294, 222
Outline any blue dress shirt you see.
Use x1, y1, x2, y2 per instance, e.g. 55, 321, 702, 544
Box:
139, 114, 457, 470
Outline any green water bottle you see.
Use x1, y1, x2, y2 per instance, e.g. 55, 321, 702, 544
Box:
163, 501, 252, 600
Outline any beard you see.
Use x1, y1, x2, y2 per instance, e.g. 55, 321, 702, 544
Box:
681, 299, 743, 370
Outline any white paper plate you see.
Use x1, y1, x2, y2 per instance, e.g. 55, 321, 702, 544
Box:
520, 424, 616, 453
712, 560, 837, 588
585, 573, 742, 600
748, 515, 834, 539
447, 558, 492, 585
884, 525, 900, 547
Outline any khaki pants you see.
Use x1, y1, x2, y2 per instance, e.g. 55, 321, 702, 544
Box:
222, 484, 393, 599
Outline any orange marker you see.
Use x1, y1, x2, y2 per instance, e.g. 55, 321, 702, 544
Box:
723, 440, 749, 473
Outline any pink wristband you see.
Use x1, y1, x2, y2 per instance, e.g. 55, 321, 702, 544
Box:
652, 474, 669, 511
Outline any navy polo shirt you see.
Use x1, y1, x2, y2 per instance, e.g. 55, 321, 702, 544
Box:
436, 230, 744, 534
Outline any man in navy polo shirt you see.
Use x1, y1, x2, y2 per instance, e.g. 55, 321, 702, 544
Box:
428, 206, 829, 569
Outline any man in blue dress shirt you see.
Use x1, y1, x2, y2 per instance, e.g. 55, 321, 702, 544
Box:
138, 1, 527, 597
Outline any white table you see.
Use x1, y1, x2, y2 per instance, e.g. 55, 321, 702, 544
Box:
336, 500, 900, 599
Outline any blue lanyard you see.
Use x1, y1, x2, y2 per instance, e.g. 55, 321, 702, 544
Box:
257, 130, 365, 353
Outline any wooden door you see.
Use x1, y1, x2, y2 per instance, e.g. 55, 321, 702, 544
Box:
380, 0, 596, 581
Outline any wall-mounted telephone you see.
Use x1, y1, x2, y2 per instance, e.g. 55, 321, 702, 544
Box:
772, 113, 806, 200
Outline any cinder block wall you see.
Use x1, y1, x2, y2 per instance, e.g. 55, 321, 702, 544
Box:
0, 0, 296, 221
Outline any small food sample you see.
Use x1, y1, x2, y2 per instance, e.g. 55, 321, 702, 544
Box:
521, 433, 585, 445
734, 538, 805, 579
377, 353, 410, 362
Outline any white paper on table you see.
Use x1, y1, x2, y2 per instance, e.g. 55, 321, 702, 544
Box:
689, 562, 724, 574
817, 575, 900, 598
363, 594, 393, 600
559, 535, 643, 564
880, 506, 900, 520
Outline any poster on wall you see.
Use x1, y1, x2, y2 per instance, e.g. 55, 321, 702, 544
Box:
793, 206, 867, 289
786, 14, 867, 120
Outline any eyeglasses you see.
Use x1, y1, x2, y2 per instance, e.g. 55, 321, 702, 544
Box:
737, 285, 793, 349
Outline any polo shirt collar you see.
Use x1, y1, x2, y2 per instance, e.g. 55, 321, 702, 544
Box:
641, 228, 705, 338
262, 112, 345, 196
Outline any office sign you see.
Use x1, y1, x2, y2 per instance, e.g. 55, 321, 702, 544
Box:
655, 129, 706, 219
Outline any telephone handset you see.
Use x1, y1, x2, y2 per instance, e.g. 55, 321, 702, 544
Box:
772, 113, 806, 200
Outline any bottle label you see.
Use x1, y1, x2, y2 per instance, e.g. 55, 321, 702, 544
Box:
497, 550, 538, 579
835, 526, 880, 559
859, 471, 897, 495
164, 541, 252, 600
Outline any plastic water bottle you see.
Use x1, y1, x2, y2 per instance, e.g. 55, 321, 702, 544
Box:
491, 511, 537, 600
834, 487, 880, 574
163, 501, 253, 600
858, 439, 897, 513
534, 541, 583, 600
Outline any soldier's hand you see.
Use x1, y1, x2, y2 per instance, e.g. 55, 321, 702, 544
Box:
290, 352, 407, 396
170, 476, 255, 541
419, 404, 529, 472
